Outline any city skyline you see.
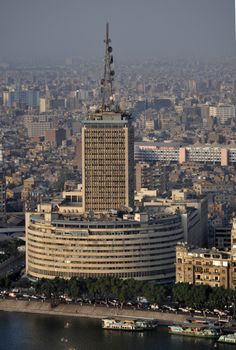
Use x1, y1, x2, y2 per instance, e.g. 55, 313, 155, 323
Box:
1, 1, 236, 349
0, 0, 235, 63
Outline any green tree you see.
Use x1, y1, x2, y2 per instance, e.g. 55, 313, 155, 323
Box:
68, 278, 80, 299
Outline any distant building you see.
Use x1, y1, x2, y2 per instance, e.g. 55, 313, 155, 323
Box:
39, 97, 49, 113
209, 104, 235, 124
187, 79, 197, 94
21, 177, 36, 202
134, 142, 236, 166
3, 87, 39, 108
50, 98, 66, 110
74, 139, 82, 171
24, 115, 57, 138
135, 162, 166, 193
45, 128, 66, 146
3, 90, 14, 107
213, 225, 232, 250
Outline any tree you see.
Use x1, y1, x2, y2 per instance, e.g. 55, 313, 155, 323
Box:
172, 283, 192, 305
68, 278, 80, 299
191, 285, 210, 309
208, 287, 228, 310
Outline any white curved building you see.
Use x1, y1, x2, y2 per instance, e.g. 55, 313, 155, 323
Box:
26, 204, 184, 282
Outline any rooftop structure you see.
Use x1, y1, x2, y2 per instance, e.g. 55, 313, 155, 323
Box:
143, 189, 208, 247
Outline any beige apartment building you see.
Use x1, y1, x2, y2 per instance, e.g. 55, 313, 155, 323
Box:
82, 111, 134, 212
176, 243, 232, 289
176, 220, 236, 289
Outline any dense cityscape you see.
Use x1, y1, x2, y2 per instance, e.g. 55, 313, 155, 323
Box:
0, 0, 236, 349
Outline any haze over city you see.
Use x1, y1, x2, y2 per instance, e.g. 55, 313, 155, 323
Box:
0, 0, 235, 62
1, 1, 236, 349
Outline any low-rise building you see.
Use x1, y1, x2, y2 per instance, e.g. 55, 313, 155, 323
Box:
176, 219, 236, 289
176, 243, 232, 289
134, 142, 236, 167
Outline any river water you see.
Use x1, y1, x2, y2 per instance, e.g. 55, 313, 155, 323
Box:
0, 312, 233, 350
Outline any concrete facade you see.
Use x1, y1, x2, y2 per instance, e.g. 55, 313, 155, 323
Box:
176, 243, 232, 289
82, 111, 134, 212
26, 204, 184, 282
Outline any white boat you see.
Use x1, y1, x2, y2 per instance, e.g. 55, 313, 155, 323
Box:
168, 323, 221, 339
102, 318, 157, 331
217, 333, 236, 344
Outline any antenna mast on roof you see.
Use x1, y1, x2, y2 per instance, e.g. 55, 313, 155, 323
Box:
101, 22, 115, 112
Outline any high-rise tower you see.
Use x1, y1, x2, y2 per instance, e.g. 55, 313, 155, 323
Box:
82, 23, 134, 212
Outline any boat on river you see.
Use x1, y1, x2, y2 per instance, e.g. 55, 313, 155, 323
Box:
217, 333, 236, 344
168, 323, 221, 339
102, 318, 157, 331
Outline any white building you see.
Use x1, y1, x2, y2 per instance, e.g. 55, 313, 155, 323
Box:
209, 104, 235, 124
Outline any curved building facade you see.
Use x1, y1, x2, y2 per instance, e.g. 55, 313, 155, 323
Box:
26, 205, 184, 282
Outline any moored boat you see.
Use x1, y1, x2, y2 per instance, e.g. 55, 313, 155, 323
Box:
168, 323, 221, 339
217, 333, 236, 344
102, 318, 157, 331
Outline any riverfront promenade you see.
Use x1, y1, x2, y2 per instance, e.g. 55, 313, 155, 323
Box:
0, 299, 187, 324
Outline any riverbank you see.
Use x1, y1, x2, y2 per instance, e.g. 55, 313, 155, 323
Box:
0, 299, 187, 324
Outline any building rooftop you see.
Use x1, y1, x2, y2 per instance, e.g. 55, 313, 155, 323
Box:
84, 111, 131, 124
177, 242, 231, 259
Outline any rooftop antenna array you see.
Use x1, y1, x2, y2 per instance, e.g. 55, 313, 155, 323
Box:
101, 22, 115, 112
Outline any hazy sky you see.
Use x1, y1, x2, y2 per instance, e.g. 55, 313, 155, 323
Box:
0, 0, 235, 62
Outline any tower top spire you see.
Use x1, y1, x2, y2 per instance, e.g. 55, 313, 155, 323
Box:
101, 22, 115, 112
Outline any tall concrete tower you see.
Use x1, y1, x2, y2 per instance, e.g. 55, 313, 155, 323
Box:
82, 23, 134, 212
